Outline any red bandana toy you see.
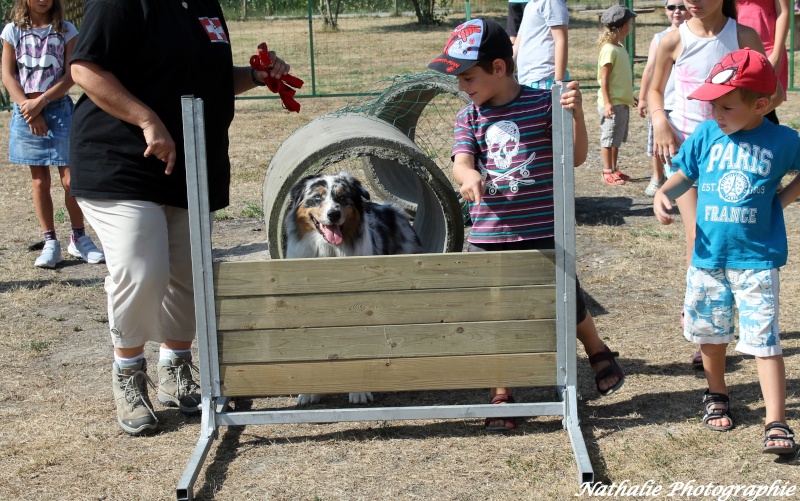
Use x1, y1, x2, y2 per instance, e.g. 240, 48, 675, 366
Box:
249, 43, 304, 113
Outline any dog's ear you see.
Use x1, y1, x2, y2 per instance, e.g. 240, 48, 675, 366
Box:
353, 177, 370, 201
288, 175, 312, 208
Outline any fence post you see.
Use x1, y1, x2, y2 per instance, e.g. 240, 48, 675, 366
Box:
307, 0, 317, 95
624, 0, 634, 80
791, 9, 795, 91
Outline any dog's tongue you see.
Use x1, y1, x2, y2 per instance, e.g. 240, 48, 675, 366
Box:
321, 224, 343, 245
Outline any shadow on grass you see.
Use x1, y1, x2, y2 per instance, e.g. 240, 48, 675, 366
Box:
576, 196, 659, 226
0, 276, 103, 293
212, 242, 269, 260
196, 398, 254, 500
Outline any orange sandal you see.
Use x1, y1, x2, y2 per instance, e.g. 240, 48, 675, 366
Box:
613, 169, 630, 181
602, 170, 625, 186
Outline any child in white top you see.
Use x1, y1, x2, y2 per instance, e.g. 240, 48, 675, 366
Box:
1, 0, 104, 268
513, 0, 569, 89
637, 0, 691, 197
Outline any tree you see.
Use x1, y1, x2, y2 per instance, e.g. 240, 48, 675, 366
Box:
319, 0, 342, 30
408, 0, 442, 25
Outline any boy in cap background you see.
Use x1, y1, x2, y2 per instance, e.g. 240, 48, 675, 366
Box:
429, 17, 625, 431
654, 48, 800, 455
597, 5, 636, 186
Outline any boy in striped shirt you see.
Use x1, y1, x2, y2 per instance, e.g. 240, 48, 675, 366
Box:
429, 17, 625, 431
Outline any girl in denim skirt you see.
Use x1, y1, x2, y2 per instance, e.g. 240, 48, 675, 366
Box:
1, 0, 103, 268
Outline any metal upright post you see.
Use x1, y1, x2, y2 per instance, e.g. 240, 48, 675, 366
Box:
551, 83, 594, 485
176, 96, 221, 501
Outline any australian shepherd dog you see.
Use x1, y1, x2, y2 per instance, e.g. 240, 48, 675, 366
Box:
284, 171, 422, 405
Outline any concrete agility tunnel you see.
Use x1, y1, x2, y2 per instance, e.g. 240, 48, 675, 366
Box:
262, 113, 464, 258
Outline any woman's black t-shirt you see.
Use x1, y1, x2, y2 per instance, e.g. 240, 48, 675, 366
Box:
70, 0, 235, 211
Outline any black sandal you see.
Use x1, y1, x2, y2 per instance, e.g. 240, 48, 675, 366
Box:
702, 390, 734, 431
762, 421, 798, 455
588, 345, 625, 396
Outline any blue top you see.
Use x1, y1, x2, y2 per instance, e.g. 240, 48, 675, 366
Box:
672, 118, 800, 269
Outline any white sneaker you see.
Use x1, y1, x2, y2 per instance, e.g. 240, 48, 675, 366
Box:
34, 240, 63, 268
644, 177, 665, 197
68, 234, 105, 264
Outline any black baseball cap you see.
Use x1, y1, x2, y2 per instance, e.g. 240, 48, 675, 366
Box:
428, 18, 513, 75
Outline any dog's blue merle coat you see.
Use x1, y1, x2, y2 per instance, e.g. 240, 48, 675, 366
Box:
284, 172, 422, 259
283, 171, 422, 406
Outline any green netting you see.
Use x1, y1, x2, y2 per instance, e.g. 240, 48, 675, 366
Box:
333, 71, 467, 190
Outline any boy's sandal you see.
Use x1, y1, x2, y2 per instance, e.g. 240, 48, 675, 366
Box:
612, 169, 631, 182
484, 393, 518, 431
588, 345, 625, 396
702, 390, 734, 431
602, 170, 625, 186
762, 421, 799, 455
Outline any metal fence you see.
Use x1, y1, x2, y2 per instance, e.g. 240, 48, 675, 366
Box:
1, 0, 798, 109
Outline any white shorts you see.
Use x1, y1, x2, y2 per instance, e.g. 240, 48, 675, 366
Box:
77, 199, 198, 349
683, 266, 782, 357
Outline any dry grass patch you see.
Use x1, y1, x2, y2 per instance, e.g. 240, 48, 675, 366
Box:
1, 13, 800, 501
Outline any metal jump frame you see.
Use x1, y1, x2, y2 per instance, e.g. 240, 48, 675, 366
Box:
175, 85, 593, 500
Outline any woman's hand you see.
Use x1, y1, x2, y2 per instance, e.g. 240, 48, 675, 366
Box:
141, 117, 176, 174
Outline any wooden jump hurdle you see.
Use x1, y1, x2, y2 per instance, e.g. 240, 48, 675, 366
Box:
176, 89, 593, 500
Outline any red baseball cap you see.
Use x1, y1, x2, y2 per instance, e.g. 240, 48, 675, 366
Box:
688, 48, 777, 101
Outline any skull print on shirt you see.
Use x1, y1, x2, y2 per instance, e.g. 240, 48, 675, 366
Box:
481, 120, 537, 195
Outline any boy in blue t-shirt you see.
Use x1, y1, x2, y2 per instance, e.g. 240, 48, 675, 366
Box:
654, 48, 800, 455
429, 18, 625, 432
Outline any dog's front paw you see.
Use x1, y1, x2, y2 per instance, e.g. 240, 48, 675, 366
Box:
296, 393, 322, 406
349, 392, 373, 404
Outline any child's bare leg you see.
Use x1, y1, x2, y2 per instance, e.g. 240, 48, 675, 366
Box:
652, 155, 664, 182
701, 343, 730, 428
601, 147, 614, 171
58, 166, 85, 229
30, 165, 55, 234
676, 187, 701, 363
611, 147, 619, 171
674, 186, 698, 268
756, 355, 792, 449
577, 310, 621, 392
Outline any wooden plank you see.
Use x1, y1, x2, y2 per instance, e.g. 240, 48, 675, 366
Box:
219, 319, 557, 363
219, 353, 556, 396
216, 285, 555, 330
212, 249, 555, 297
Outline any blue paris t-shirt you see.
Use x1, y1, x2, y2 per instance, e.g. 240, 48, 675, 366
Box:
672, 118, 800, 269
